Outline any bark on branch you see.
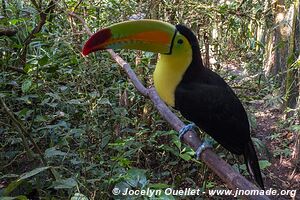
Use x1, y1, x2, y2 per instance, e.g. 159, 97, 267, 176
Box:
0, 27, 17, 36
19, 0, 56, 67
69, 12, 270, 200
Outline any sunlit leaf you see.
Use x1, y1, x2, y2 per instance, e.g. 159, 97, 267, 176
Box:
179, 153, 192, 161
3, 179, 24, 195
259, 160, 271, 170
9, 19, 21, 25
21, 79, 32, 93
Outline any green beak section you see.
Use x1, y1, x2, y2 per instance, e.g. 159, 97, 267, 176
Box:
82, 19, 176, 55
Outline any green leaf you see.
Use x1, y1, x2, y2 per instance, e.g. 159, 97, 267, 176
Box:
9, 19, 20, 25
45, 92, 61, 100
18, 166, 50, 181
126, 168, 148, 188
290, 125, 300, 132
148, 183, 170, 189
38, 55, 49, 66
35, 115, 48, 122
88, 91, 99, 98
0, 196, 28, 200
50, 168, 61, 181
160, 145, 178, 156
0, 197, 16, 200
17, 108, 33, 119
67, 99, 84, 105
24, 64, 32, 73
15, 196, 28, 200
21, 79, 32, 93
239, 164, 247, 171
172, 137, 181, 149
97, 98, 111, 106
259, 160, 271, 170
101, 134, 111, 148
3, 179, 24, 196
70, 129, 85, 138
71, 193, 89, 200
41, 120, 68, 130
0, 174, 19, 179
247, 112, 257, 130
51, 178, 78, 189
179, 153, 192, 161
45, 147, 68, 158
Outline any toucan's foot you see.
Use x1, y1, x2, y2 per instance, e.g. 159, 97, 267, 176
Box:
178, 123, 196, 140
195, 140, 212, 159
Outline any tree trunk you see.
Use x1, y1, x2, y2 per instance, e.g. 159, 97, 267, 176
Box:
292, 0, 300, 166
264, 0, 288, 85
284, 1, 299, 115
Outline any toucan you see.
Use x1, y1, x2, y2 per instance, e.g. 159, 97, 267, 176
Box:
82, 19, 264, 189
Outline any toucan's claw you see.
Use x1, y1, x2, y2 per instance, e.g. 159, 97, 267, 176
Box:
179, 124, 212, 159
195, 140, 212, 159
178, 123, 196, 140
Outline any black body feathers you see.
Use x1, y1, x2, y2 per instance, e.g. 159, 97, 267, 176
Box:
174, 25, 264, 189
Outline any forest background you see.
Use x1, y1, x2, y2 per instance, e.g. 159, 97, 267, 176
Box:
0, 0, 300, 199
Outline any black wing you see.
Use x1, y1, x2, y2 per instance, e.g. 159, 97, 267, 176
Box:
175, 82, 250, 155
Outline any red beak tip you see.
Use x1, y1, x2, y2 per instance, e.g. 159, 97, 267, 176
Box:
82, 47, 90, 56
81, 28, 112, 56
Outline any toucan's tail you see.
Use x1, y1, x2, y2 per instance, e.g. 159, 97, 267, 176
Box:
244, 140, 265, 190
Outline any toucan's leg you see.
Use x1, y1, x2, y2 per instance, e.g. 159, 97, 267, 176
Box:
178, 123, 196, 140
178, 124, 212, 159
195, 140, 212, 159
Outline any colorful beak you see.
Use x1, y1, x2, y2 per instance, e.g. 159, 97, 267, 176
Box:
82, 20, 176, 56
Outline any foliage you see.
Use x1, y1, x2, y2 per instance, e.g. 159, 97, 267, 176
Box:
1, 0, 298, 199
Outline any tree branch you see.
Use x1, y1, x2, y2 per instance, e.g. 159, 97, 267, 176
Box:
0, 96, 57, 179
73, 0, 83, 12
19, 0, 56, 68
69, 12, 270, 200
0, 27, 17, 36
7, 66, 26, 74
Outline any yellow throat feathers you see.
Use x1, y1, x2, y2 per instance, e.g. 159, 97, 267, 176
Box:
153, 44, 192, 107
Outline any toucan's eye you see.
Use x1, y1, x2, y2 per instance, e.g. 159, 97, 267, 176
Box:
177, 39, 183, 44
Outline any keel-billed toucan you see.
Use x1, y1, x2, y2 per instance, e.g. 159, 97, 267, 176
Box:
82, 20, 264, 189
